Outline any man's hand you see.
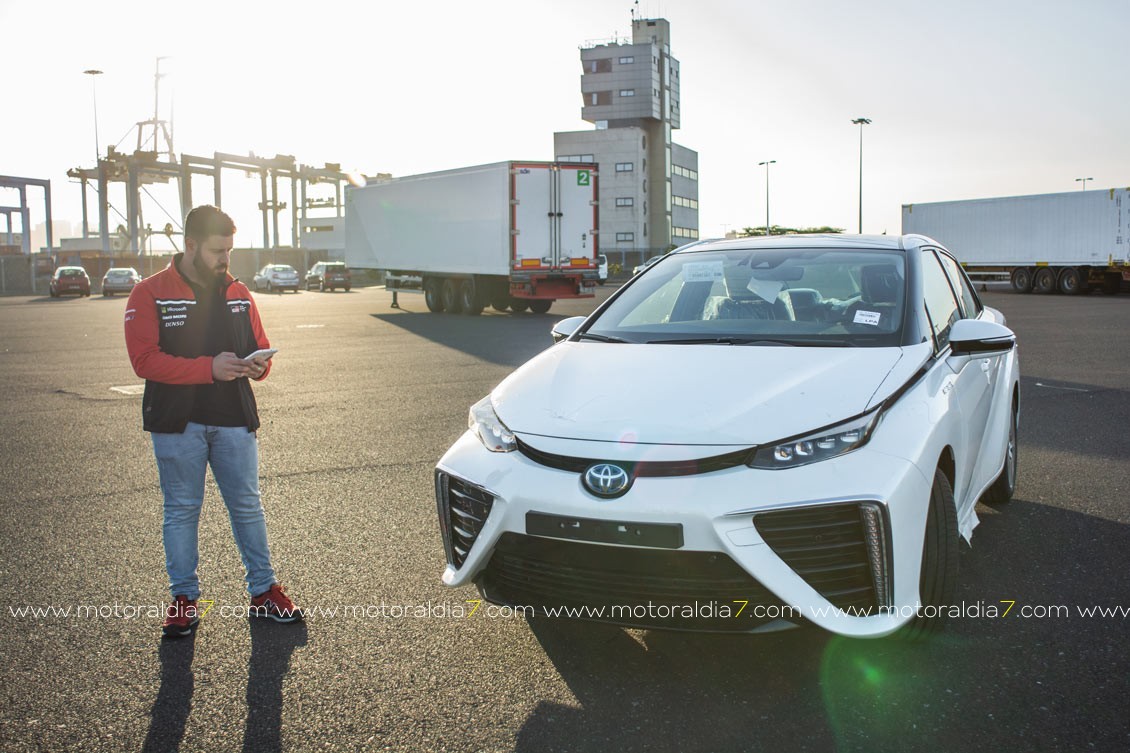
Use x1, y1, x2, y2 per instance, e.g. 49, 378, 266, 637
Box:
212, 352, 253, 382
246, 354, 270, 379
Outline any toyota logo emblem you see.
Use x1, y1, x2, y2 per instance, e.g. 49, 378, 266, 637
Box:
582, 463, 632, 498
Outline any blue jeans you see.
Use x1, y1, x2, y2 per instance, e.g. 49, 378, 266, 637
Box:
152, 422, 277, 599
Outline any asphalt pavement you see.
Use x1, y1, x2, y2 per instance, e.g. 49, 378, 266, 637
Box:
0, 282, 1127, 753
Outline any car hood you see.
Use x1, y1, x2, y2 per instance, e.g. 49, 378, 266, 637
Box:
493, 342, 928, 446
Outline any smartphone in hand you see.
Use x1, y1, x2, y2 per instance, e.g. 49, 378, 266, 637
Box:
246, 348, 278, 362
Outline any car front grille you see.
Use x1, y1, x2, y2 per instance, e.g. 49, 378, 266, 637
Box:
515, 437, 753, 477
479, 533, 792, 631
435, 472, 495, 569
752, 502, 888, 612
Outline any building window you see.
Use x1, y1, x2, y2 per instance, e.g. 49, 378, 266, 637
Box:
615, 232, 635, 242
589, 91, 612, 106
673, 227, 699, 239
673, 165, 699, 181
589, 58, 612, 73
615, 197, 634, 207
619, 89, 635, 97
618, 56, 634, 64
615, 162, 634, 172
673, 196, 699, 210
557, 154, 595, 163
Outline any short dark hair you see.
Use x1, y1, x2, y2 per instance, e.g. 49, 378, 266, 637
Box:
184, 205, 236, 243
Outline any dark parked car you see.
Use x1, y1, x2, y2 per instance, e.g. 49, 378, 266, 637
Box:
50, 266, 91, 297
101, 267, 141, 296
305, 261, 351, 292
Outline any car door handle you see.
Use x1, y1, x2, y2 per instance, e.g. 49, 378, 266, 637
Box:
980, 360, 991, 371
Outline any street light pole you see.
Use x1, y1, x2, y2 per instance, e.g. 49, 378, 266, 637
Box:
758, 160, 776, 236
1075, 177, 1093, 191
852, 117, 871, 233
83, 69, 103, 166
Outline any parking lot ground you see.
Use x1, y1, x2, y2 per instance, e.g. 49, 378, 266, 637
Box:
0, 284, 1127, 752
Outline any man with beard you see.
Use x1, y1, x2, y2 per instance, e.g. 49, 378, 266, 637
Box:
125, 205, 302, 638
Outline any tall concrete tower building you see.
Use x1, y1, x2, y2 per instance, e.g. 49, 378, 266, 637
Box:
554, 16, 699, 268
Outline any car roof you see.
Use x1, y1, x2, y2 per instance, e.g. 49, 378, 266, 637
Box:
678, 234, 940, 255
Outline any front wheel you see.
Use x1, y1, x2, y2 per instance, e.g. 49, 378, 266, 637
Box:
898, 470, 959, 640
983, 402, 1018, 505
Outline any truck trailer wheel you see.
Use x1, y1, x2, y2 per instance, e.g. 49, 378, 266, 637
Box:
491, 297, 510, 312
1010, 267, 1035, 293
1057, 267, 1087, 295
424, 278, 445, 312
460, 280, 483, 316
529, 299, 552, 314
509, 298, 529, 313
441, 278, 463, 314
1033, 267, 1058, 294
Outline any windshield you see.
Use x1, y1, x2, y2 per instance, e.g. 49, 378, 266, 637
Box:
584, 247, 907, 347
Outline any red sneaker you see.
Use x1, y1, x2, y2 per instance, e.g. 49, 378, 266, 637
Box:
250, 583, 303, 623
162, 595, 199, 638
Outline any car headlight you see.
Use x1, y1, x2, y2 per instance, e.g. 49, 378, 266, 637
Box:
469, 396, 516, 453
748, 409, 881, 469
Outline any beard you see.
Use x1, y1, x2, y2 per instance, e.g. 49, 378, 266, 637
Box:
193, 252, 227, 282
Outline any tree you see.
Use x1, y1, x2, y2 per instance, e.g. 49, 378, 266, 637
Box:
738, 225, 845, 237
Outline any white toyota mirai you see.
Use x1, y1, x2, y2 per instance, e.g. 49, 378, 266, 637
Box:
436, 235, 1019, 638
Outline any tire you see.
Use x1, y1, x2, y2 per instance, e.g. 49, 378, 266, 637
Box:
898, 469, 959, 640
529, 299, 553, 314
509, 298, 529, 313
1009, 267, 1034, 293
319, 280, 326, 292
441, 278, 462, 314
1057, 267, 1086, 295
344, 286, 351, 292
267, 281, 274, 293
491, 296, 510, 312
424, 278, 444, 312
460, 279, 483, 316
983, 401, 1018, 505
1033, 267, 1057, 294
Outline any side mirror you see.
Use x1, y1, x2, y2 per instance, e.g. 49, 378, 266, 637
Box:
551, 316, 587, 344
949, 318, 1016, 356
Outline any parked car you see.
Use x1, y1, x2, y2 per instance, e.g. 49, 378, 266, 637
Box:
596, 254, 608, 285
49, 266, 91, 297
631, 254, 664, 276
253, 264, 300, 293
101, 267, 141, 296
435, 234, 1020, 639
305, 261, 351, 292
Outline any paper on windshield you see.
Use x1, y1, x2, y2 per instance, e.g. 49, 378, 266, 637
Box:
682, 261, 724, 283
747, 278, 783, 303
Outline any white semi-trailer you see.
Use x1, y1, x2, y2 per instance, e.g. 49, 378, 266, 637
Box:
345, 161, 599, 314
901, 187, 1130, 294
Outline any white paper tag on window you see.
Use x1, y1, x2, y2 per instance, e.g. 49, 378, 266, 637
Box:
683, 261, 724, 283
747, 278, 783, 303
853, 310, 882, 326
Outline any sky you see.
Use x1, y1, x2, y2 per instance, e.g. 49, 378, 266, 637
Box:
2, 0, 1129, 250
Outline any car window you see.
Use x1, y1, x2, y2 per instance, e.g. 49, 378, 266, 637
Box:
921, 250, 962, 351
586, 248, 907, 347
935, 251, 982, 318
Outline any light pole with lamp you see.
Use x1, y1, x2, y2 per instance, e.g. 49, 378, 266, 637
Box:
851, 117, 871, 233
1075, 177, 1093, 191
758, 160, 776, 236
83, 69, 103, 165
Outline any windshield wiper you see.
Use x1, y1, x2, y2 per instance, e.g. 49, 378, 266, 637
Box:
576, 332, 631, 343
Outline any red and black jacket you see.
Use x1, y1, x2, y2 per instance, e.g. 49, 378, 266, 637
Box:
124, 255, 272, 433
